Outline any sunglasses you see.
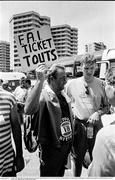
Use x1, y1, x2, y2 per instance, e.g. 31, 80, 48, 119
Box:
85, 85, 90, 95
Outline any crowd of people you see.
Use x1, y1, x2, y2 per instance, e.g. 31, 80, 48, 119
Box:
0, 53, 115, 177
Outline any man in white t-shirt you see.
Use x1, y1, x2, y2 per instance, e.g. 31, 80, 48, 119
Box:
13, 77, 28, 125
88, 67, 115, 177
13, 77, 28, 103
66, 53, 110, 176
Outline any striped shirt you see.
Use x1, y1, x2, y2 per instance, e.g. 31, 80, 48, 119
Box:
0, 87, 16, 176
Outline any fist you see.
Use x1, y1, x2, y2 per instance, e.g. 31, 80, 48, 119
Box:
36, 64, 47, 81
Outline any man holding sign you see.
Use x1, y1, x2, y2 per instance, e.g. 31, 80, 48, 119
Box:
15, 26, 58, 72
24, 64, 73, 176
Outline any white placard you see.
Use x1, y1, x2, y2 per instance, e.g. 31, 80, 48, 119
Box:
15, 25, 58, 72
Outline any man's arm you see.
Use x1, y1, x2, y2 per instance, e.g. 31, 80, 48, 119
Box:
87, 81, 110, 125
10, 103, 25, 173
97, 83, 110, 116
24, 64, 46, 115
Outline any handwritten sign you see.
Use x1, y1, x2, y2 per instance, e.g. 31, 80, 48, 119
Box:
15, 25, 58, 72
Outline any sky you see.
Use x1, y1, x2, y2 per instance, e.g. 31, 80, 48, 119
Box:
0, 1, 115, 54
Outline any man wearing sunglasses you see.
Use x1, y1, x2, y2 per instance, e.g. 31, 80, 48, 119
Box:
66, 53, 110, 176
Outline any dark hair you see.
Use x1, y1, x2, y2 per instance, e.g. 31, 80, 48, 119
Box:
81, 53, 96, 66
47, 64, 65, 84
25, 78, 31, 86
105, 67, 115, 84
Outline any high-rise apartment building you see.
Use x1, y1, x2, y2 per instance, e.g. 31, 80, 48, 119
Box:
0, 41, 10, 72
85, 42, 107, 53
9, 11, 50, 72
51, 24, 78, 57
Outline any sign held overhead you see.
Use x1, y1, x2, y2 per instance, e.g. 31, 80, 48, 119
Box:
15, 25, 58, 72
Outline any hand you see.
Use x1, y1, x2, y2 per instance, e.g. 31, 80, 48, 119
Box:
87, 112, 100, 125
15, 156, 25, 173
36, 64, 47, 81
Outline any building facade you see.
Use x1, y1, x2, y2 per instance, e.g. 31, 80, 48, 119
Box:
51, 24, 78, 57
9, 11, 50, 72
85, 42, 107, 53
0, 41, 10, 72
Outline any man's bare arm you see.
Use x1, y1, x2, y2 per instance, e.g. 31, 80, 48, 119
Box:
24, 64, 47, 115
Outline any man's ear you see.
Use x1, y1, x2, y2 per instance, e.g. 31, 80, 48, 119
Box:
49, 76, 52, 81
50, 75, 55, 81
105, 85, 115, 107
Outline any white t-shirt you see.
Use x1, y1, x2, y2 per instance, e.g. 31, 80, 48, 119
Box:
66, 77, 106, 120
13, 86, 27, 103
